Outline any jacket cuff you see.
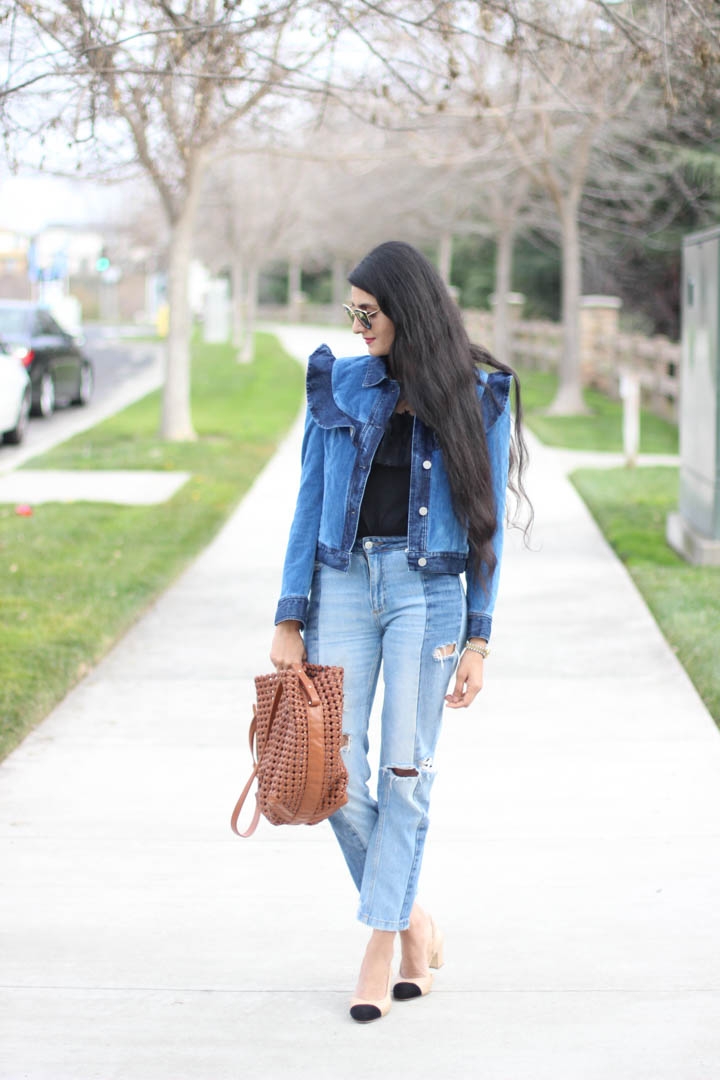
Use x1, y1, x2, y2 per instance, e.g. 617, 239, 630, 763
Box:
466, 612, 492, 642
274, 596, 309, 629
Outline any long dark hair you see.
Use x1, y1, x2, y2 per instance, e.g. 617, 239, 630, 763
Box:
348, 240, 531, 584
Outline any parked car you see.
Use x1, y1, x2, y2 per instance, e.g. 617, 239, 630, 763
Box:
0, 300, 93, 417
0, 341, 31, 444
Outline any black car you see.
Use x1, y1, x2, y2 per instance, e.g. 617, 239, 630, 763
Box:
0, 300, 93, 417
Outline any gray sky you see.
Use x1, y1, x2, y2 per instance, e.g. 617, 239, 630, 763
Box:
0, 173, 121, 234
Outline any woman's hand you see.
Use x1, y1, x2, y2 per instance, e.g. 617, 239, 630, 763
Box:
445, 648, 485, 709
270, 620, 307, 670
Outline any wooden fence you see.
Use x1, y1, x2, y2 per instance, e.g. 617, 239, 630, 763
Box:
587, 332, 680, 422
463, 302, 680, 423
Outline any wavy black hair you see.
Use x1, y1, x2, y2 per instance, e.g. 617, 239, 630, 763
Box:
348, 240, 531, 585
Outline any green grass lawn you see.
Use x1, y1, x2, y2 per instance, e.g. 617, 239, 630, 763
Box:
571, 467, 720, 725
519, 369, 678, 453
0, 332, 304, 760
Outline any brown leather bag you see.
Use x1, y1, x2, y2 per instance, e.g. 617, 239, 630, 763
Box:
230, 662, 348, 838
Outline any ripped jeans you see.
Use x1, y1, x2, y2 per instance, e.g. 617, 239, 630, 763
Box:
304, 537, 467, 931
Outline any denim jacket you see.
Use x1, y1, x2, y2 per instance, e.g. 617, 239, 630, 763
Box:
275, 345, 512, 641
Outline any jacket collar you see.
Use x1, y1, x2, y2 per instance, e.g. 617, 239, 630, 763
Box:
362, 354, 391, 387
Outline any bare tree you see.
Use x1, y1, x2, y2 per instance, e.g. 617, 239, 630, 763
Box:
358, 0, 718, 408
414, 5, 646, 411
7, 0, 713, 431
199, 144, 338, 359
5, 0, 328, 438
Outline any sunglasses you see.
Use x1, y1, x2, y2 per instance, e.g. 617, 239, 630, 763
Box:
342, 304, 379, 331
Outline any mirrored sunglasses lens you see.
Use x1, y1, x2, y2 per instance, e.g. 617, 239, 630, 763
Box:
344, 305, 372, 330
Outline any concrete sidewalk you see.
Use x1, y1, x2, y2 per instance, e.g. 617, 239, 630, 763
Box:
0, 469, 190, 506
2, 325, 720, 1079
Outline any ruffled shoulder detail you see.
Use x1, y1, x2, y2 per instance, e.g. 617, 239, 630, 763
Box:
476, 369, 512, 431
306, 345, 354, 430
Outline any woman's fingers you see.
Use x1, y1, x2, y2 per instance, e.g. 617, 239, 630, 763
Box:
444, 653, 484, 709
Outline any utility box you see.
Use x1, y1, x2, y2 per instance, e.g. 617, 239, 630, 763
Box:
203, 278, 230, 344
667, 224, 720, 565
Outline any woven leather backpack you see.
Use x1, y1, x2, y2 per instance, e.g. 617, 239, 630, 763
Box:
230, 663, 348, 838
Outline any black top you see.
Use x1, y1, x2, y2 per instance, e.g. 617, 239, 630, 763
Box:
358, 410, 413, 538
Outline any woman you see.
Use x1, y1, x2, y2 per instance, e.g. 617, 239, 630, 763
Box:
270, 241, 529, 1023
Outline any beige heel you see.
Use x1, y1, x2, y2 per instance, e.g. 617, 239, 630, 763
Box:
429, 920, 445, 970
393, 917, 444, 1002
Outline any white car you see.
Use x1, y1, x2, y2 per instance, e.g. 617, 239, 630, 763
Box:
0, 344, 32, 445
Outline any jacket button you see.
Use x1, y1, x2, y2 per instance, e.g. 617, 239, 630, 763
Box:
419, 506, 428, 516
364, 540, 373, 550
422, 460, 432, 470
418, 557, 427, 567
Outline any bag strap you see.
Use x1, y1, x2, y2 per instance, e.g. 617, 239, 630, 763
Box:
230, 666, 327, 836
291, 663, 326, 823
230, 707, 263, 837
230, 678, 284, 836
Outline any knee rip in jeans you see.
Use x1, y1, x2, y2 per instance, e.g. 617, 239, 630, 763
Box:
388, 757, 433, 778
432, 642, 457, 662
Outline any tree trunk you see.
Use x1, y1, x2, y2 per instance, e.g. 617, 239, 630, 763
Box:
332, 257, 347, 321
231, 251, 245, 350
239, 262, 258, 364
162, 182, 202, 440
493, 220, 514, 367
438, 231, 453, 286
547, 198, 588, 415
288, 257, 302, 321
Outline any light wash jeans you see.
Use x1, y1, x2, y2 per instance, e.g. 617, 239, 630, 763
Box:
304, 537, 466, 931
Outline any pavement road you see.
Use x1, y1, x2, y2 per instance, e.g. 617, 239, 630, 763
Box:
82, 325, 159, 400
